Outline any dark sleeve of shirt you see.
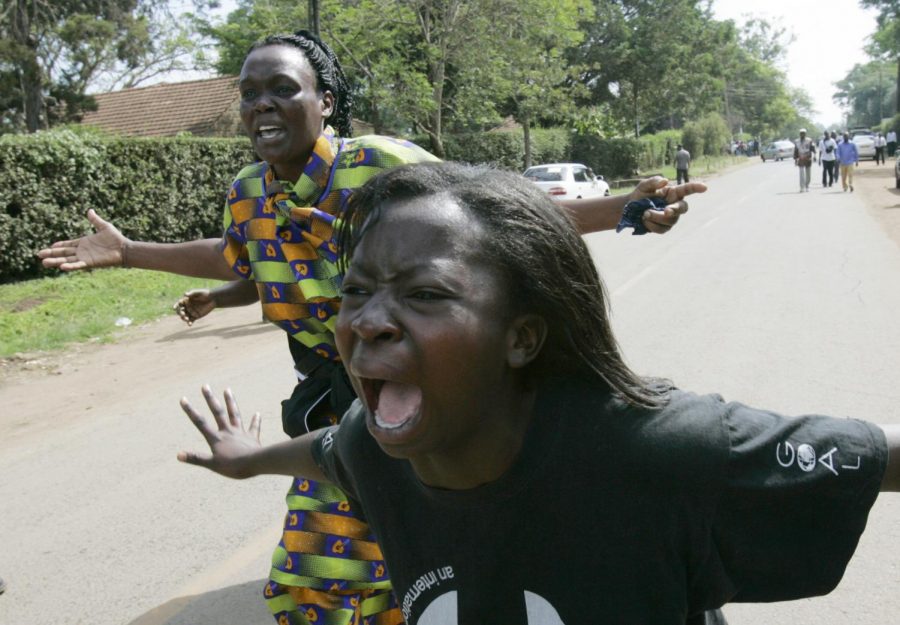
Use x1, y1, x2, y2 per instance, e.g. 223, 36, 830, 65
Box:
702, 402, 887, 603
310, 401, 367, 501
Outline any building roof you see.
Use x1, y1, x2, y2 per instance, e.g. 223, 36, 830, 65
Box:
80, 75, 241, 137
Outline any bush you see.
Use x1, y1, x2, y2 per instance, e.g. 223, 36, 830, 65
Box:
414, 127, 642, 179
570, 134, 641, 179
417, 127, 571, 171
680, 121, 704, 158
637, 129, 681, 171
699, 113, 731, 157
879, 113, 900, 135
0, 129, 256, 283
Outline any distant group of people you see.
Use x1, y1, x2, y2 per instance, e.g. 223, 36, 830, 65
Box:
794, 128, 871, 193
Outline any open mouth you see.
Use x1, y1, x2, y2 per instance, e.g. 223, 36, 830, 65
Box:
359, 377, 423, 431
256, 125, 284, 140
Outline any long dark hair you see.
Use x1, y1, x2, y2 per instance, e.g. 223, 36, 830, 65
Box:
250, 29, 353, 137
338, 162, 669, 409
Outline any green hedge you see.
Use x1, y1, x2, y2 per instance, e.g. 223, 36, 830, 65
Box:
413, 127, 644, 179
414, 127, 571, 171
0, 129, 256, 283
2, 124, 680, 283
637, 129, 681, 172
570, 134, 642, 179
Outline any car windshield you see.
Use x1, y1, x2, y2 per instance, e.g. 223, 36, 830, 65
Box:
524, 166, 564, 182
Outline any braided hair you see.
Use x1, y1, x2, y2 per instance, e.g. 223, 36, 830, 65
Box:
250, 29, 353, 137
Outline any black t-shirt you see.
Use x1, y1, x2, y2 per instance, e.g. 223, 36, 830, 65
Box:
313, 383, 887, 625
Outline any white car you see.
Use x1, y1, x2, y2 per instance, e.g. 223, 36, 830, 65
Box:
760, 140, 795, 162
523, 163, 610, 199
851, 130, 876, 160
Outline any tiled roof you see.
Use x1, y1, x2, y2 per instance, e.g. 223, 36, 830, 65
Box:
80, 75, 241, 137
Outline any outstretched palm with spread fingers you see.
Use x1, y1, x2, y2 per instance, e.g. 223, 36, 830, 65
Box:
178, 386, 262, 479
37, 209, 128, 271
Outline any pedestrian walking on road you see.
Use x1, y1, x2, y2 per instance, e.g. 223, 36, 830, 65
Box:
887, 129, 897, 158
793, 128, 815, 192
818, 130, 837, 187
837, 131, 859, 192
675, 144, 691, 185
875, 133, 887, 165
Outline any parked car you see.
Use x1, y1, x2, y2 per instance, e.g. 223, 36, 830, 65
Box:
760, 140, 795, 162
851, 129, 876, 160
523, 163, 610, 199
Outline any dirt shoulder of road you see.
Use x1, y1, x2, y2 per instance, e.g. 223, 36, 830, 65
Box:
853, 158, 900, 248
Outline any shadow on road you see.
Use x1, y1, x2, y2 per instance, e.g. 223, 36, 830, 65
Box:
157, 321, 278, 344
128, 579, 273, 625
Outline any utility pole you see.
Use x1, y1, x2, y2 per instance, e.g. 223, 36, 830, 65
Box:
308, 0, 320, 36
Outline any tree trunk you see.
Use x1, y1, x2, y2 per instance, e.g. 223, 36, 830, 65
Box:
522, 110, 532, 170
13, 0, 44, 133
429, 129, 445, 159
632, 84, 640, 138
21, 53, 44, 133
428, 61, 446, 158
308, 0, 320, 36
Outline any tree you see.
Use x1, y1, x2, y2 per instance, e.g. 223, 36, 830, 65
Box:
834, 60, 897, 127
570, 0, 726, 137
0, 0, 205, 133
487, 0, 592, 167
738, 17, 794, 67
319, 0, 433, 136
860, 0, 900, 114
203, 0, 308, 76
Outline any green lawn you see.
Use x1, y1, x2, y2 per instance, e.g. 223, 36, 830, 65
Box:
609, 154, 752, 194
0, 270, 223, 358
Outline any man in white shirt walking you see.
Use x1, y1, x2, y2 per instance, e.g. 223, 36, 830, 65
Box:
887, 129, 897, 157
875, 133, 887, 165
818, 130, 838, 187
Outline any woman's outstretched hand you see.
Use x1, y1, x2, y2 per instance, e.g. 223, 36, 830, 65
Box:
178, 385, 262, 479
631, 176, 708, 234
37, 209, 129, 270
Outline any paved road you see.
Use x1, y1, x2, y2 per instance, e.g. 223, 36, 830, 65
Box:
1, 158, 898, 624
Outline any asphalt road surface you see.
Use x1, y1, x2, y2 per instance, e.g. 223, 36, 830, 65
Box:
1, 158, 899, 624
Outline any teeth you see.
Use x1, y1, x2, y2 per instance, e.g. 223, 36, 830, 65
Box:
374, 410, 405, 430
258, 126, 282, 137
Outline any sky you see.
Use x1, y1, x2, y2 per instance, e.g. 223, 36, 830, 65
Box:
170, 0, 879, 127
710, 0, 879, 126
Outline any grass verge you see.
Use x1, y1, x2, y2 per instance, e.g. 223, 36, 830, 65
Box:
610, 154, 754, 194
0, 270, 224, 358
